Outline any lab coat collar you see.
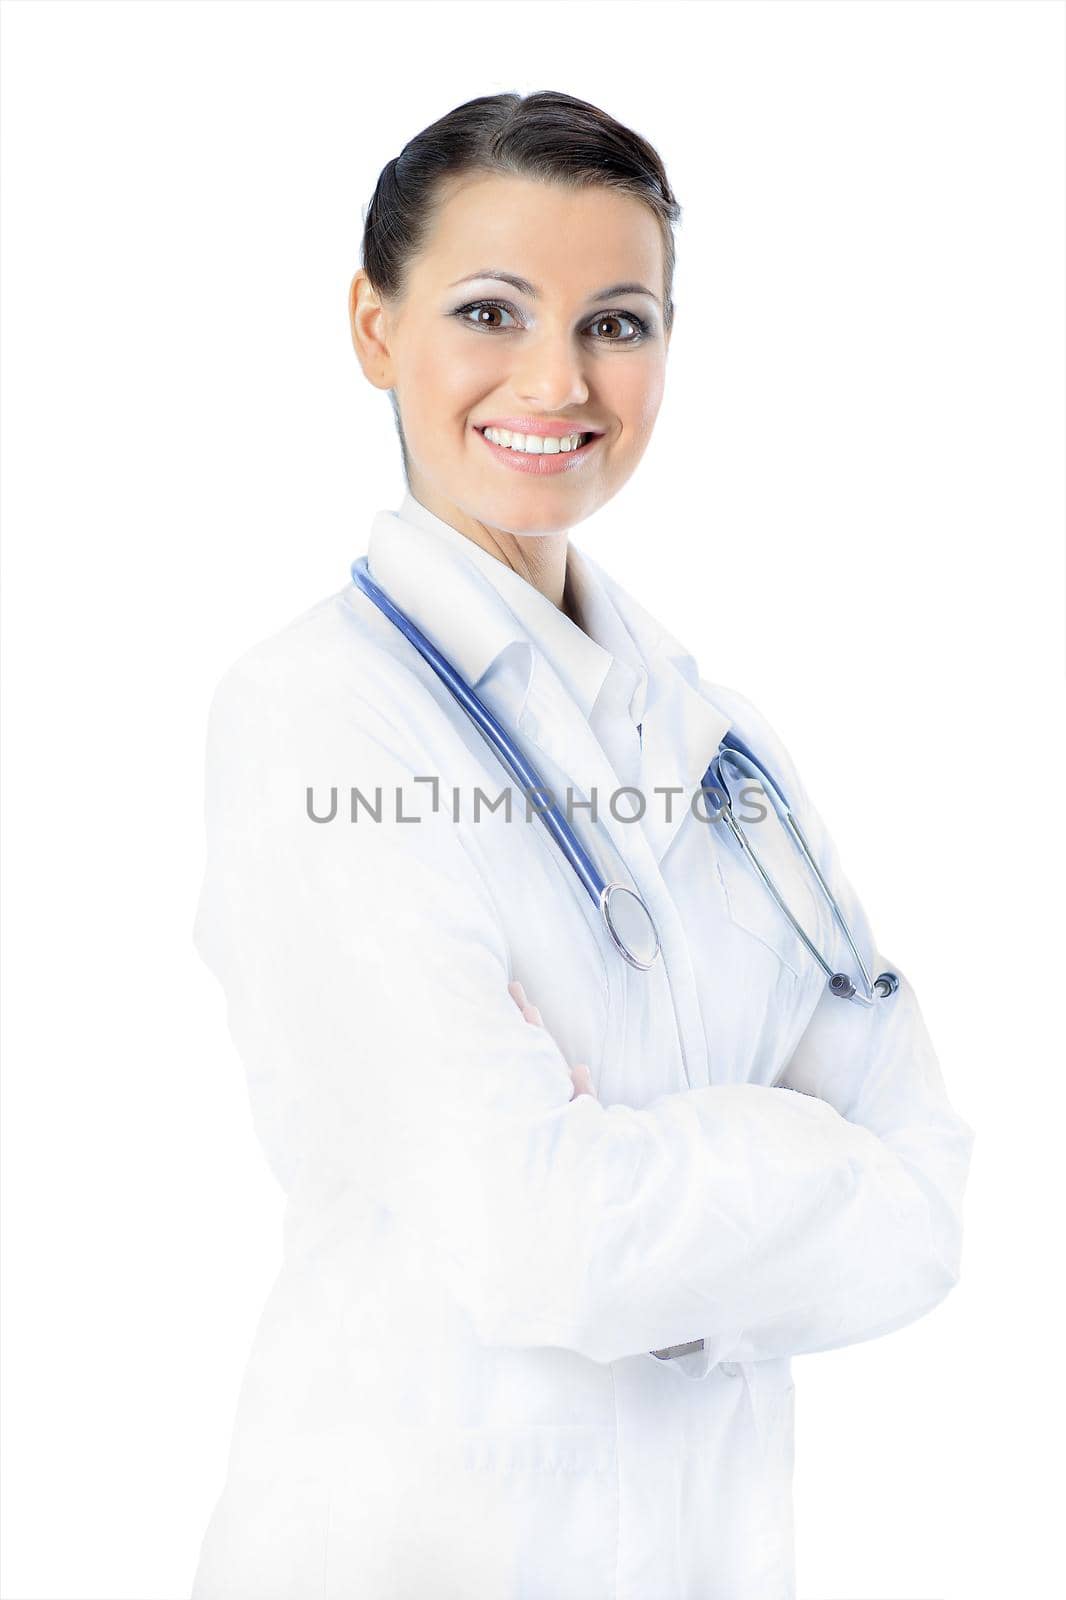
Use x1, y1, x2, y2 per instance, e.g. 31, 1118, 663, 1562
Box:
362, 497, 734, 867
372, 486, 617, 720
367, 501, 536, 711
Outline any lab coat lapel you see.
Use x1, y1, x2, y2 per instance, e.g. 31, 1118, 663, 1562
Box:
366, 509, 538, 705
517, 645, 732, 873
513, 654, 644, 884
633, 651, 734, 867
568, 550, 735, 868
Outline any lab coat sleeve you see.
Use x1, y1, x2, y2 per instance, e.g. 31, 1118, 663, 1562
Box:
695, 682, 977, 1366
194, 659, 974, 1369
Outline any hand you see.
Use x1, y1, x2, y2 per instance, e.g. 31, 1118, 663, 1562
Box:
508, 979, 598, 1101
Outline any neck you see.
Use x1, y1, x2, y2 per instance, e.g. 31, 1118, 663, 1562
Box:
406, 479, 572, 613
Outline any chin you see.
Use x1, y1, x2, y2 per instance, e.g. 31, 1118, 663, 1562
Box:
499, 516, 574, 538
480, 492, 595, 539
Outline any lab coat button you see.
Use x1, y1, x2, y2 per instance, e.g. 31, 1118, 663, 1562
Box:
720, 1362, 740, 1377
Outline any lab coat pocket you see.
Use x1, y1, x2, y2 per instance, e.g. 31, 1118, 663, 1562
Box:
712, 811, 826, 984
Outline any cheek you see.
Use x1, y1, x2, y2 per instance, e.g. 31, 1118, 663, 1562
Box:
607, 356, 666, 445
404, 336, 504, 432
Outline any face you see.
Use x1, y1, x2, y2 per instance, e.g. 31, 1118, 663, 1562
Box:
349, 172, 671, 540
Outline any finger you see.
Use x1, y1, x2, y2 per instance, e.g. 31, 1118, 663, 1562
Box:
508, 982, 541, 1027
569, 1064, 597, 1099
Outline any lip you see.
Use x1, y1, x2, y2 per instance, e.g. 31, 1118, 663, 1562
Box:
474, 416, 606, 438
474, 424, 602, 476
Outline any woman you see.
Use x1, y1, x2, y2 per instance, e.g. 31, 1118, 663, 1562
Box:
190, 91, 974, 1600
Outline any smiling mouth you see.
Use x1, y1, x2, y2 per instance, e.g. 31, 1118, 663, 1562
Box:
476, 426, 599, 455
473, 425, 603, 475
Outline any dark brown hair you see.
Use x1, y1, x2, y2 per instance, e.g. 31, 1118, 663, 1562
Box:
361, 89, 681, 328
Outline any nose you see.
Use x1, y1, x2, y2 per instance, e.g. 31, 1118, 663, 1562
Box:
512, 328, 591, 412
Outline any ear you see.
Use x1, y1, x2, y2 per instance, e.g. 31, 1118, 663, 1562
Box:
349, 268, 395, 390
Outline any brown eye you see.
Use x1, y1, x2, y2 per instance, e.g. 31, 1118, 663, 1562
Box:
588, 313, 644, 343
455, 301, 518, 330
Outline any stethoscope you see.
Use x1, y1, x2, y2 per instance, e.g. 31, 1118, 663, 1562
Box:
350, 556, 898, 1007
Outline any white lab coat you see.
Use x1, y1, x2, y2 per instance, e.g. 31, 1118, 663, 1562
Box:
190, 496, 975, 1600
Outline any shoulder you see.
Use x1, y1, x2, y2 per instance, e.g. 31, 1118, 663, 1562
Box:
203, 581, 438, 772
699, 679, 788, 753
697, 678, 821, 819
197, 583, 506, 939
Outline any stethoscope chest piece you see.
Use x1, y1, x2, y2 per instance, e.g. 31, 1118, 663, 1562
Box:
600, 882, 662, 971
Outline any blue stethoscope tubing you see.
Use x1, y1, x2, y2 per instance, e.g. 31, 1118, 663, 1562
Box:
350, 555, 897, 1005
704, 740, 897, 1002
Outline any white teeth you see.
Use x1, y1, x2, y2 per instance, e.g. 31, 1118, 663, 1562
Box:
483, 427, 588, 454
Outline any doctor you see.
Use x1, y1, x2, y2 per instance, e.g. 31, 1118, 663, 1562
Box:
190, 90, 975, 1600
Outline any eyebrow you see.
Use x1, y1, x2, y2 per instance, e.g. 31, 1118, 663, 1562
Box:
448, 269, 661, 306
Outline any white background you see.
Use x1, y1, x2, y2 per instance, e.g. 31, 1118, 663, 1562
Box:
1, 1, 1063, 1596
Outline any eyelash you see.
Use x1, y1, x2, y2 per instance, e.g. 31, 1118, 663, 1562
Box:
452, 299, 651, 344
